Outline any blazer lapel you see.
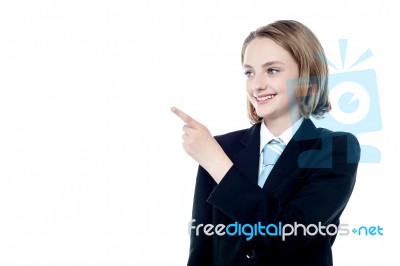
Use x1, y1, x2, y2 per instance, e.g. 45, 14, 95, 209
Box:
262, 119, 319, 193
229, 123, 261, 185
227, 119, 319, 192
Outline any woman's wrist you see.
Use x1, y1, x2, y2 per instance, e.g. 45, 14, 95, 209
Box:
201, 150, 233, 184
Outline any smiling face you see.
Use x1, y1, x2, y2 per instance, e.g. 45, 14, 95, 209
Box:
243, 37, 301, 128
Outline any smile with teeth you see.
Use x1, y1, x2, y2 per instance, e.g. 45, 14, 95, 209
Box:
255, 94, 277, 101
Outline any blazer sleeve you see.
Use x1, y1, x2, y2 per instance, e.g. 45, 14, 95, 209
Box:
207, 132, 360, 251
187, 165, 216, 265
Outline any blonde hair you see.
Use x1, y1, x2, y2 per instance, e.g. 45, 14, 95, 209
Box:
241, 20, 331, 124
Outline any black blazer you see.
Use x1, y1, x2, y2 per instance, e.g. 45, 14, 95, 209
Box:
187, 119, 360, 266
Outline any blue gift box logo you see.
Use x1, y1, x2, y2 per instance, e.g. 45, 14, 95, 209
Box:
313, 39, 382, 163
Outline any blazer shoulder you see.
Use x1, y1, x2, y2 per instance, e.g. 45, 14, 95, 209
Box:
316, 127, 359, 146
316, 127, 361, 163
214, 127, 249, 145
214, 123, 260, 152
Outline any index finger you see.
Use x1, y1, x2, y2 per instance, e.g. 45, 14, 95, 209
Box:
171, 107, 198, 126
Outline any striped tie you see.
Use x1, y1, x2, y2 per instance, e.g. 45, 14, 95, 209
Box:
258, 139, 286, 187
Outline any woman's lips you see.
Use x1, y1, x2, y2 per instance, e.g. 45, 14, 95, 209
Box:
254, 94, 277, 103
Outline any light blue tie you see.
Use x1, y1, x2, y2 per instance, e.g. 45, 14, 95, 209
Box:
258, 139, 286, 187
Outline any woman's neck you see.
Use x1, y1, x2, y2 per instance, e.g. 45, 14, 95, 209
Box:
263, 113, 302, 137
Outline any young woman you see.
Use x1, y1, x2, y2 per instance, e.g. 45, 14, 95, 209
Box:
172, 20, 360, 266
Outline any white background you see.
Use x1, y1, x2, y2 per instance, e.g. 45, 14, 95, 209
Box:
0, 0, 399, 265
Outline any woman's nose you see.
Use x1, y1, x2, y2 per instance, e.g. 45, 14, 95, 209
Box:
251, 73, 268, 91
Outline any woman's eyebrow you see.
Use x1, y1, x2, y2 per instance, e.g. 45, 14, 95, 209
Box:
243, 61, 284, 68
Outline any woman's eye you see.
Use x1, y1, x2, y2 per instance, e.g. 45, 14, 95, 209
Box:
267, 68, 279, 75
244, 71, 254, 78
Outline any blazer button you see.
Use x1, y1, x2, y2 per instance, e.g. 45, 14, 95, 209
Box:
246, 250, 255, 259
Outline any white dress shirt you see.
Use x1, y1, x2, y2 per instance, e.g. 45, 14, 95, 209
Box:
258, 118, 304, 176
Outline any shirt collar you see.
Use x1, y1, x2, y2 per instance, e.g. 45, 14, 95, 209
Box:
259, 117, 304, 154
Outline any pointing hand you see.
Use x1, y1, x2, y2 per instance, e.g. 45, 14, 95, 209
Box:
171, 107, 233, 183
